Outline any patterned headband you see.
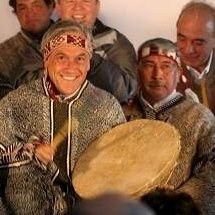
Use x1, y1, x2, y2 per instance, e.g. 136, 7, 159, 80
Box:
140, 45, 181, 67
42, 32, 90, 60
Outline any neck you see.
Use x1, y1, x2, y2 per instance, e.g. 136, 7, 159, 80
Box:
186, 53, 212, 74
22, 20, 53, 41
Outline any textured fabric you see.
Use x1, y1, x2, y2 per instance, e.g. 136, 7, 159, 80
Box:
0, 79, 126, 214
42, 32, 90, 60
177, 50, 215, 115
93, 19, 138, 100
0, 31, 43, 99
123, 93, 215, 215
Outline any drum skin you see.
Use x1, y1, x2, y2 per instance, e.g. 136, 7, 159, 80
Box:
72, 119, 181, 199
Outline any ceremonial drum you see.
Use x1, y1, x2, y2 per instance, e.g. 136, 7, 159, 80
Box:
72, 119, 181, 199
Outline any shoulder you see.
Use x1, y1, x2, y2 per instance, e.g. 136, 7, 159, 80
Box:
0, 32, 28, 69
0, 79, 46, 107
79, 82, 126, 122
84, 82, 124, 115
93, 19, 134, 47
85, 82, 120, 104
0, 32, 25, 50
172, 97, 215, 126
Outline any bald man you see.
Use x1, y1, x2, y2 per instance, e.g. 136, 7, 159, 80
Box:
176, 1, 215, 115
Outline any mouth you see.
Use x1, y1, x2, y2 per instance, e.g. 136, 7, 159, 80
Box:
27, 17, 40, 23
149, 82, 164, 88
61, 74, 78, 81
72, 15, 85, 22
183, 55, 198, 61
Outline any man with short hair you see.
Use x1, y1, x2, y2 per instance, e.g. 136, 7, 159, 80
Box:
0, 20, 126, 214
56, 0, 138, 103
176, 1, 215, 114
0, 0, 55, 98
124, 38, 215, 215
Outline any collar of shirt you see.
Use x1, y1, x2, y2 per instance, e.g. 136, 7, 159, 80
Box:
43, 76, 88, 103
186, 50, 213, 80
139, 90, 181, 110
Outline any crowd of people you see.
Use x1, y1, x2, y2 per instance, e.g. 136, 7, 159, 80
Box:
0, 0, 215, 214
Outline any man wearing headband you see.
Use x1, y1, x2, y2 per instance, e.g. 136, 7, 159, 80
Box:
124, 38, 215, 214
0, 20, 126, 214
56, 0, 138, 103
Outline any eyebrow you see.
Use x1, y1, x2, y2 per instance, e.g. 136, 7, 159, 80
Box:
143, 59, 173, 64
177, 33, 207, 43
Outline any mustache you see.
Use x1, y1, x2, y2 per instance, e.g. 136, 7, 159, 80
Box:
148, 80, 165, 87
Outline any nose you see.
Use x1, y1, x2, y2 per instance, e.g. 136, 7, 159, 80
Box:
73, 1, 84, 10
24, 6, 37, 18
183, 41, 195, 55
152, 65, 164, 79
64, 58, 78, 70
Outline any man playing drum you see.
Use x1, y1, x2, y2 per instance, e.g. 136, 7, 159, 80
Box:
0, 20, 126, 214
124, 38, 215, 215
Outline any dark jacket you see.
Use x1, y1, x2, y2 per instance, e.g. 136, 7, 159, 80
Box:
92, 19, 138, 101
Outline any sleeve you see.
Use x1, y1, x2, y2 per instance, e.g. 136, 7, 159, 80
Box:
177, 111, 215, 215
88, 53, 130, 104
0, 43, 19, 99
93, 30, 138, 99
0, 97, 31, 167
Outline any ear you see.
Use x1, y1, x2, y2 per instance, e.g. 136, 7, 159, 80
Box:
176, 67, 183, 84
212, 37, 215, 48
96, 0, 101, 16
44, 58, 49, 74
86, 58, 90, 73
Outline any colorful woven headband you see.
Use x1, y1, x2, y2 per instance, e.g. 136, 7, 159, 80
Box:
139, 39, 181, 67
42, 32, 90, 59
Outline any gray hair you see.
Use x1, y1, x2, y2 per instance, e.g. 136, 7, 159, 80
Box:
176, 1, 215, 35
41, 20, 93, 58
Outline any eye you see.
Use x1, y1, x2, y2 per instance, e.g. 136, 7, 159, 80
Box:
55, 54, 68, 63
76, 54, 87, 64
193, 40, 206, 47
32, 3, 44, 9
177, 35, 188, 46
83, 0, 93, 3
160, 63, 175, 74
143, 62, 155, 71
161, 63, 172, 70
66, 0, 75, 3
17, 5, 26, 12
177, 36, 185, 42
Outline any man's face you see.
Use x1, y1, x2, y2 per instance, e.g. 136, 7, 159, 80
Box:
45, 45, 90, 96
56, 0, 100, 28
139, 55, 180, 104
15, 0, 53, 34
177, 13, 215, 72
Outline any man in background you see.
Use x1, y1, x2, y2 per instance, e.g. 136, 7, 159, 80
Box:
0, 0, 55, 98
56, 0, 138, 103
176, 1, 215, 114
